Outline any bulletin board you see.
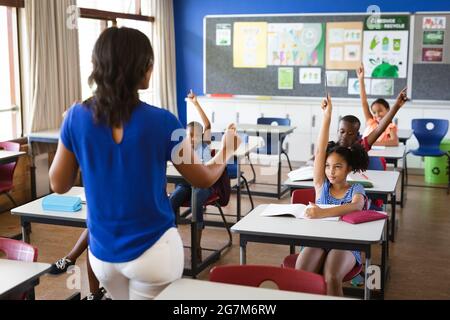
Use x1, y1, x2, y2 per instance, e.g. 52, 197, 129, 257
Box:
204, 13, 410, 99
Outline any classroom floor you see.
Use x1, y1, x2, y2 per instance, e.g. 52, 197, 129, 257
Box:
1, 163, 449, 300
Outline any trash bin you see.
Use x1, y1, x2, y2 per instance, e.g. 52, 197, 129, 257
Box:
424, 139, 450, 184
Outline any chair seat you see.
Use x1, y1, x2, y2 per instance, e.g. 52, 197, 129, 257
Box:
0, 181, 14, 193
410, 148, 447, 157
282, 253, 362, 283
181, 194, 221, 208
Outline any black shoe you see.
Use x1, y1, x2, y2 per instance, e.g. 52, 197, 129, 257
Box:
49, 257, 75, 275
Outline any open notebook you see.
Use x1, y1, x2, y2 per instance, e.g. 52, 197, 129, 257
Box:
260, 204, 340, 221
288, 166, 314, 182
347, 172, 374, 188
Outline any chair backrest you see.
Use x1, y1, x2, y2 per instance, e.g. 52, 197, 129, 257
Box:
0, 238, 38, 262
291, 189, 316, 205
257, 118, 291, 155
412, 119, 449, 151
209, 265, 327, 295
0, 141, 21, 184
257, 117, 291, 127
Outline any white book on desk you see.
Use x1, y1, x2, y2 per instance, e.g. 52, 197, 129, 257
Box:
260, 204, 340, 221
288, 166, 314, 181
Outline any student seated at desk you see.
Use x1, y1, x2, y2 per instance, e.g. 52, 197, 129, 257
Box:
49, 27, 241, 300
357, 63, 408, 147
295, 94, 369, 297
170, 90, 214, 262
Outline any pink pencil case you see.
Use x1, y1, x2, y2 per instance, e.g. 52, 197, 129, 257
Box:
342, 210, 388, 224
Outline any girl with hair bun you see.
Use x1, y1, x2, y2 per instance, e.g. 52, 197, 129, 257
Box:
295, 94, 369, 297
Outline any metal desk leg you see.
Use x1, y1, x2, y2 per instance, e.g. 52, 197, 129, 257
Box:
237, 157, 242, 221
290, 245, 296, 255
21, 219, 31, 244
277, 135, 282, 199
390, 192, 397, 242
364, 250, 372, 300
400, 154, 406, 208
381, 221, 389, 299
190, 188, 198, 278
30, 145, 37, 200
240, 239, 247, 265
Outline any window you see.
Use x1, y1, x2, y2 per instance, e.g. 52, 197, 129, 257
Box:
0, 3, 22, 141
76, 0, 155, 104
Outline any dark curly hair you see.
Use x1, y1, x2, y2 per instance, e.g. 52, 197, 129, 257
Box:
85, 27, 154, 127
326, 141, 369, 173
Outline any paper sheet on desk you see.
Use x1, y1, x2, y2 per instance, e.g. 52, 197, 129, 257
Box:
288, 166, 314, 181
260, 204, 340, 221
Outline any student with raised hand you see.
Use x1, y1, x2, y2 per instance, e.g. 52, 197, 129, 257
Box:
337, 84, 409, 151
170, 90, 214, 262
49, 27, 240, 300
356, 63, 408, 147
295, 94, 369, 297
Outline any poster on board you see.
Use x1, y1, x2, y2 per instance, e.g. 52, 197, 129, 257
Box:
363, 16, 409, 78
233, 22, 268, 68
267, 23, 325, 66
326, 22, 363, 70
216, 24, 232, 46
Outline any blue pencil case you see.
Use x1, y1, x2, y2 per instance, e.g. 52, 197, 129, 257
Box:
42, 195, 82, 212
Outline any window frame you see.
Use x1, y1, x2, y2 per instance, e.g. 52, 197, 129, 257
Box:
77, 0, 156, 103
1, 0, 24, 140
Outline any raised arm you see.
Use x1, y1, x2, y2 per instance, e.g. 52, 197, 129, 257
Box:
188, 90, 211, 144
366, 87, 408, 147
357, 63, 373, 123
313, 94, 333, 191
173, 124, 241, 188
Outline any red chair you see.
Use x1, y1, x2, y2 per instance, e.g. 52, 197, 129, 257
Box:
0, 141, 21, 207
284, 189, 363, 283
209, 265, 327, 295
0, 237, 39, 300
0, 237, 38, 262
291, 188, 316, 205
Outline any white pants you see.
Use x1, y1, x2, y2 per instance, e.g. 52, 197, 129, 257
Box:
89, 228, 184, 300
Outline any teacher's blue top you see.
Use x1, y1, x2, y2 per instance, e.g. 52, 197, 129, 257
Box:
61, 102, 184, 263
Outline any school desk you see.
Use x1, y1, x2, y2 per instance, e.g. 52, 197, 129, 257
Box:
284, 170, 400, 242
155, 278, 352, 300
232, 124, 297, 200
398, 129, 413, 145
0, 150, 26, 238
369, 143, 407, 209
11, 187, 86, 244
0, 150, 26, 165
0, 259, 51, 300
231, 205, 389, 300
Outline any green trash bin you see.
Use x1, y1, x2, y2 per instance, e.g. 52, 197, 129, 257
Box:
424, 139, 450, 184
